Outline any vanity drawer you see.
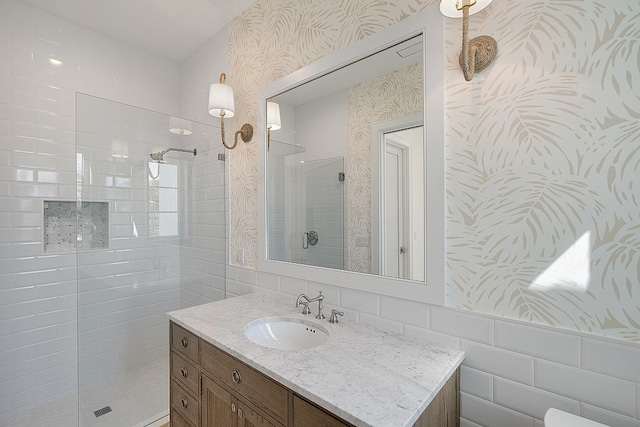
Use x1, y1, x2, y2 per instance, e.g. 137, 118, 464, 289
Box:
171, 380, 200, 427
170, 405, 194, 427
200, 340, 288, 425
172, 322, 199, 363
171, 350, 199, 396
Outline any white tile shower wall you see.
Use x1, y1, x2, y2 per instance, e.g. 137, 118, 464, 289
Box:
178, 129, 227, 307
0, 0, 180, 418
227, 266, 640, 427
266, 153, 287, 261
178, 27, 229, 307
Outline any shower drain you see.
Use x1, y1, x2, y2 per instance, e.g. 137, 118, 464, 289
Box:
93, 406, 112, 418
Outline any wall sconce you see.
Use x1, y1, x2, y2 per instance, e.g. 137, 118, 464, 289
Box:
111, 139, 129, 159
440, 0, 497, 81
266, 99, 281, 151
208, 73, 253, 150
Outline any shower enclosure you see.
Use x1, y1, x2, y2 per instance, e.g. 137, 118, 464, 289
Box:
268, 140, 346, 270
75, 94, 226, 426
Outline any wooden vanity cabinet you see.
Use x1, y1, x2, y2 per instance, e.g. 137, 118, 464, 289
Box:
201, 374, 281, 427
171, 323, 202, 426
170, 321, 459, 427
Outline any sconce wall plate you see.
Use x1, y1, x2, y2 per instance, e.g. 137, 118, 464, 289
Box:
441, 0, 497, 81
460, 34, 497, 76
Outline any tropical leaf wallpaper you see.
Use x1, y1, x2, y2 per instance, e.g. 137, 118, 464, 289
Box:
347, 63, 423, 274
229, 0, 640, 342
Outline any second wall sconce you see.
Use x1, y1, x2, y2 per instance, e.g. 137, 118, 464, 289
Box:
440, 0, 497, 81
208, 73, 253, 149
266, 99, 281, 150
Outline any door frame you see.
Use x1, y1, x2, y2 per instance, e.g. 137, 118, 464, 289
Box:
371, 112, 423, 276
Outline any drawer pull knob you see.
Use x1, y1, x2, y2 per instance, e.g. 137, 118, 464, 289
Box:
181, 368, 188, 378
231, 403, 236, 413
180, 337, 188, 348
232, 370, 242, 384
238, 408, 244, 418
181, 398, 188, 408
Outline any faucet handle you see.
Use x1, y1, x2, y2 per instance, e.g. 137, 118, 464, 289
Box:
301, 302, 311, 315
329, 310, 344, 324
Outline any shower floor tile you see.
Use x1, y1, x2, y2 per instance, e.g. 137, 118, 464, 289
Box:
0, 357, 169, 427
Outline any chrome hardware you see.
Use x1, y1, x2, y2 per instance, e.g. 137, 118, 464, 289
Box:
181, 398, 188, 408
180, 337, 188, 348
238, 408, 244, 418
303, 230, 319, 249
296, 292, 325, 319
296, 294, 310, 314
300, 301, 311, 315
329, 309, 344, 324
232, 370, 242, 384
232, 403, 236, 413
307, 230, 319, 246
181, 368, 188, 378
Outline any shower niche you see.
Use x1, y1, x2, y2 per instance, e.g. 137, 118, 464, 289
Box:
43, 200, 109, 253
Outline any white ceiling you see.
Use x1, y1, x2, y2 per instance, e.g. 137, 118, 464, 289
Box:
17, 0, 256, 62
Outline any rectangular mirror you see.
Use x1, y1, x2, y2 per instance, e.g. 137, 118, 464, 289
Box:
258, 5, 445, 304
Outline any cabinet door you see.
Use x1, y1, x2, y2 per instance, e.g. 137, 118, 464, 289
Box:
202, 374, 237, 427
237, 401, 280, 427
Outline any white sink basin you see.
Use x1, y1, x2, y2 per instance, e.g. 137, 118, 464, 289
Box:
244, 317, 329, 350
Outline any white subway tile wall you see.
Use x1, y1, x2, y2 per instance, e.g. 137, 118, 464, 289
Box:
228, 266, 640, 427
535, 360, 637, 417
0, 0, 219, 420
494, 321, 581, 367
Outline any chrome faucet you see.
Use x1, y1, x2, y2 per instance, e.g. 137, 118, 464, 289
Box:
295, 294, 311, 315
296, 291, 325, 319
329, 309, 344, 324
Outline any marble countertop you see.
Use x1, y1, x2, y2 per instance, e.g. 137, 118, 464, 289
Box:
168, 293, 464, 427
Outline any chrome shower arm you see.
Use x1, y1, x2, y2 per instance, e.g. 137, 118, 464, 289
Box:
149, 148, 197, 162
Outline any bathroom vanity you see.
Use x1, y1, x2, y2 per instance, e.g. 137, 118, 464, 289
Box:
168, 294, 464, 427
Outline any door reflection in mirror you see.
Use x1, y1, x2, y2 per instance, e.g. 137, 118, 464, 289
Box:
379, 126, 425, 281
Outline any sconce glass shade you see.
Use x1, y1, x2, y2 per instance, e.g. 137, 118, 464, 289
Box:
266, 101, 281, 130
111, 139, 129, 159
208, 83, 235, 118
439, 0, 493, 18
169, 116, 192, 135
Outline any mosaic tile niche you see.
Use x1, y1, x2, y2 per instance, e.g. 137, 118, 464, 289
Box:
43, 201, 109, 253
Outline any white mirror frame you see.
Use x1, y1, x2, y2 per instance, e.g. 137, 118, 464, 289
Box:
257, 5, 445, 305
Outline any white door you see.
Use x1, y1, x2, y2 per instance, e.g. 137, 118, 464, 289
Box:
384, 143, 407, 279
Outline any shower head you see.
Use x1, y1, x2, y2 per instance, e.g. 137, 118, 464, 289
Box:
149, 150, 167, 163
149, 148, 196, 163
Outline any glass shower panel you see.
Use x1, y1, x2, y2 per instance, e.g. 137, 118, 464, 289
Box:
267, 140, 345, 270
75, 94, 226, 426
267, 140, 306, 264
304, 157, 345, 270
